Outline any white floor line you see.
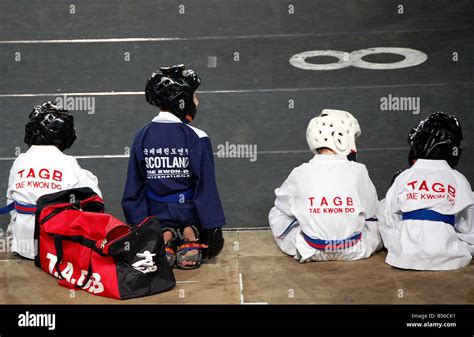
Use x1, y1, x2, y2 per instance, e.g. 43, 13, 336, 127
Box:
224, 227, 270, 232
239, 272, 268, 305
175, 281, 200, 285
0, 27, 465, 44
239, 272, 245, 305
0, 82, 472, 98
0, 259, 20, 262
0, 91, 142, 97
0, 155, 131, 161
74, 154, 130, 159
0, 147, 418, 162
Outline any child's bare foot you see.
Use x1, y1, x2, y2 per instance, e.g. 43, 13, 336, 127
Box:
176, 226, 205, 269
180, 226, 199, 267
163, 230, 173, 243
162, 229, 178, 267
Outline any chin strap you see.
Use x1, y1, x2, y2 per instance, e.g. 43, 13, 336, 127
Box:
347, 150, 357, 162
184, 114, 193, 123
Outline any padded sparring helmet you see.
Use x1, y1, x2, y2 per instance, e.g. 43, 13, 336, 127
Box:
145, 64, 201, 123
408, 112, 462, 167
24, 101, 77, 151
306, 109, 361, 160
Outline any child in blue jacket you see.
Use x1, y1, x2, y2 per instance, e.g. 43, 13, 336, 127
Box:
122, 65, 225, 270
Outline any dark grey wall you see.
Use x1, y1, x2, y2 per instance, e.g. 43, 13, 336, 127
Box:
0, 0, 473, 229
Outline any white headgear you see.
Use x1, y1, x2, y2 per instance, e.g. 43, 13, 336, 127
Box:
306, 109, 361, 156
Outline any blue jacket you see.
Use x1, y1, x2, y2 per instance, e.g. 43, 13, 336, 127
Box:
122, 111, 226, 229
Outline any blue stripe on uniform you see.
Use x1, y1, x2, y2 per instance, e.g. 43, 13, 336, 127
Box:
402, 209, 455, 226
277, 218, 299, 240
0, 203, 15, 215
302, 231, 362, 251
0, 202, 37, 215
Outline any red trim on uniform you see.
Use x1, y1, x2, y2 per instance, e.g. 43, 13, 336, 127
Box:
14, 204, 37, 213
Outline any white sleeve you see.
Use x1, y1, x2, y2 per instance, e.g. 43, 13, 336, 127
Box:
377, 184, 401, 230
268, 172, 299, 257
6, 161, 17, 234
273, 171, 295, 217
376, 184, 402, 252
360, 168, 382, 251
455, 193, 474, 255
268, 171, 297, 237
70, 158, 102, 198
6, 158, 18, 202
268, 206, 299, 256
78, 169, 102, 198
6, 162, 17, 206
363, 169, 379, 218
268, 206, 297, 235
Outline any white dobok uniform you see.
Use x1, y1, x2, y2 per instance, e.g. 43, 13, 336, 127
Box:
5, 145, 102, 259
377, 159, 474, 270
269, 155, 382, 262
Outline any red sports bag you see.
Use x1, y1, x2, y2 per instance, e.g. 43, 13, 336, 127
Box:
34, 188, 176, 300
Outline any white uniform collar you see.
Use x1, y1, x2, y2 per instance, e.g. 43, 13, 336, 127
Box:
26, 145, 63, 154
310, 154, 347, 162
412, 158, 452, 170
152, 111, 182, 123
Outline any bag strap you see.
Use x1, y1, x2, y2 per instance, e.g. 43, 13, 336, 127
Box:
76, 254, 94, 289
53, 235, 94, 289
53, 235, 65, 280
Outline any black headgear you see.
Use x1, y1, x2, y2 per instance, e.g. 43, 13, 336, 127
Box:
408, 112, 462, 167
145, 64, 201, 123
24, 101, 77, 151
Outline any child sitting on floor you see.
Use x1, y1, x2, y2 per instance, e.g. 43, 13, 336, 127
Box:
269, 109, 382, 262
378, 112, 474, 270
2, 101, 101, 259
122, 65, 226, 270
